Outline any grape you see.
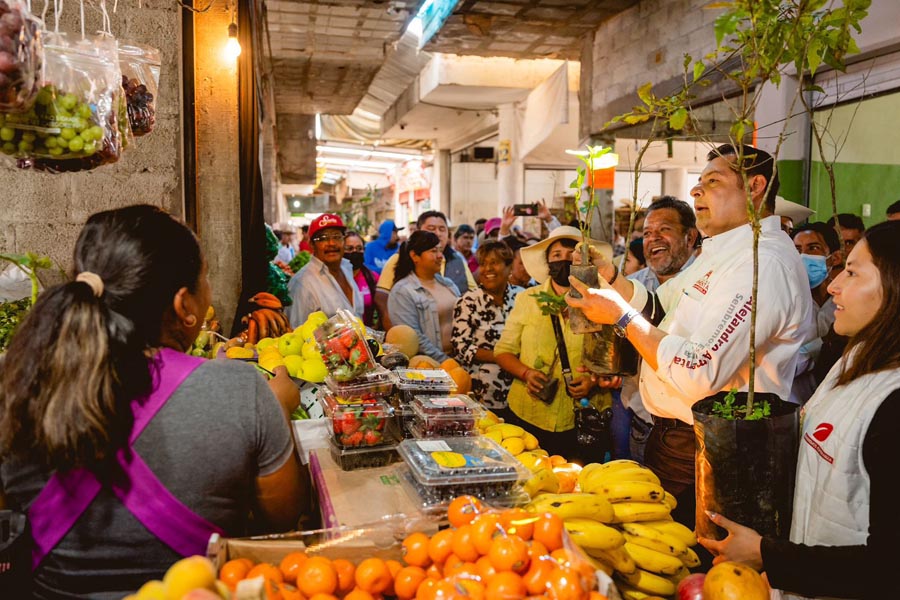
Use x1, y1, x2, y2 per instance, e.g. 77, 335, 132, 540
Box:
1, 141, 14, 154
122, 74, 156, 136
66, 136, 84, 152
59, 94, 77, 111
59, 127, 75, 140
0, 126, 13, 141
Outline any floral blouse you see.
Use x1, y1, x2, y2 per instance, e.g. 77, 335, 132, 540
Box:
451, 284, 523, 409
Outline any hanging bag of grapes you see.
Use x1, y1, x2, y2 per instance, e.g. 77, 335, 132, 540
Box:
6, 32, 126, 172
118, 41, 159, 137
0, 0, 43, 113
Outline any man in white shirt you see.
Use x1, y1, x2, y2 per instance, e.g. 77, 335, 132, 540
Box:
288, 213, 363, 327
568, 144, 814, 524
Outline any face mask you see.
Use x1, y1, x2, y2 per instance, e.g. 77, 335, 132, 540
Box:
800, 253, 828, 288
547, 260, 572, 287
345, 252, 365, 270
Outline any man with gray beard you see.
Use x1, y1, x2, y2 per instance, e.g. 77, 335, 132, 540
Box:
616, 197, 700, 461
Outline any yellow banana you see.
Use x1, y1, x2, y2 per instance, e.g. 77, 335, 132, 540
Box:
623, 542, 684, 576
610, 502, 673, 523
585, 545, 636, 575
596, 459, 643, 471
661, 491, 678, 511
562, 518, 624, 551
641, 519, 698, 546
577, 462, 605, 486
501, 436, 525, 455
620, 523, 688, 556
485, 423, 525, 439
523, 468, 559, 497
615, 581, 656, 600
522, 431, 540, 450
585, 480, 666, 504
616, 568, 677, 597
680, 546, 701, 568
672, 565, 691, 583
582, 466, 661, 489
582, 553, 614, 576
527, 493, 615, 523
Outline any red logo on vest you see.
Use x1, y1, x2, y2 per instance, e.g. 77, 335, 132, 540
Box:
812, 422, 833, 442
692, 270, 713, 295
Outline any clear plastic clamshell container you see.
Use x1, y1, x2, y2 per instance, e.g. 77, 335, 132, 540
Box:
410, 395, 484, 437
314, 309, 378, 382
395, 464, 530, 514
324, 365, 396, 404
395, 368, 456, 403
319, 391, 395, 448
397, 437, 530, 507
329, 437, 401, 471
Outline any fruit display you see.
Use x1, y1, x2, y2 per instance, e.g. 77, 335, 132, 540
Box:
410, 395, 484, 437
0, 0, 42, 111
397, 437, 529, 509
238, 292, 292, 345
189, 305, 223, 358
523, 460, 702, 600
320, 391, 393, 448
314, 309, 378, 382
118, 42, 160, 136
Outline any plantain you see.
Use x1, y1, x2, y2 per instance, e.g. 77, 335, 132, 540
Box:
249, 292, 283, 309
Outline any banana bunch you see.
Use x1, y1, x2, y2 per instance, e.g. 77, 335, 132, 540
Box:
526, 459, 701, 600
239, 293, 292, 344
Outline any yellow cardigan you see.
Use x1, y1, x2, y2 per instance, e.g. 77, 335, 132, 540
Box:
494, 281, 611, 432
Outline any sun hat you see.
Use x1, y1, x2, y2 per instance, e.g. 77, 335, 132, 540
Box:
774, 196, 815, 223
520, 225, 612, 284
308, 213, 346, 239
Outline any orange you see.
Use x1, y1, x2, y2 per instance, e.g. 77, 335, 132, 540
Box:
355, 558, 392, 595
475, 556, 497, 583
394, 566, 427, 600
344, 590, 376, 600
385, 559, 403, 596
499, 509, 535, 541
484, 571, 526, 600
403, 532, 433, 568
588, 592, 609, 600
448, 495, 483, 528
545, 567, 587, 600
528, 540, 550, 561
532, 513, 564, 552
280, 584, 304, 600
248, 563, 286, 585
554, 469, 578, 494
426, 563, 443, 580
549, 455, 567, 467
550, 549, 594, 585
471, 513, 503, 556
416, 578, 439, 600
442, 554, 463, 577
452, 577, 485, 600
220, 558, 254, 590
430, 580, 460, 600
280, 551, 310, 585
309, 595, 340, 600
298, 556, 338, 597
451, 525, 480, 562
264, 577, 285, 600
521, 555, 555, 595
333, 558, 357, 595
444, 560, 478, 580
487, 536, 529, 574
427, 529, 455, 565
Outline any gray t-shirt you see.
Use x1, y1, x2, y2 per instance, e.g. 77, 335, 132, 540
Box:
0, 359, 294, 599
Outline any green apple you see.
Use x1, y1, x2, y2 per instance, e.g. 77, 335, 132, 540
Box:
277, 333, 303, 357
256, 337, 277, 351
283, 354, 304, 378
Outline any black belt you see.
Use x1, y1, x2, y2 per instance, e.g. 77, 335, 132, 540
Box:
651, 416, 692, 429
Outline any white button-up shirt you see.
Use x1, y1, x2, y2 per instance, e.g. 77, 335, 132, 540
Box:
629, 216, 815, 424
288, 255, 364, 327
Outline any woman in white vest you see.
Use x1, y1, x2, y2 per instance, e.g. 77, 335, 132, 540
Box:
698, 219, 900, 599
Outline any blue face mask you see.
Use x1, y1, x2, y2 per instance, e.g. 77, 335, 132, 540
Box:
801, 254, 829, 288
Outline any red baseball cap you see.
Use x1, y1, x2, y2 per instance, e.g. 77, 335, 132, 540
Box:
308, 213, 346, 239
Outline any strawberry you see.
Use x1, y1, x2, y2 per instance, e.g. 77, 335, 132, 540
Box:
363, 429, 382, 446
339, 330, 357, 348
349, 339, 369, 366
361, 407, 385, 432
325, 338, 350, 361
340, 411, 361, 435
343, 431, 364, 447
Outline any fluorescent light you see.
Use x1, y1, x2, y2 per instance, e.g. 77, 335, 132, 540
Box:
316, 145, 423, 161
315, 113, 322, 140
318, 157, 397, 170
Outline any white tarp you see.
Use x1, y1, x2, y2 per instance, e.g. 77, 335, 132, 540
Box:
518, 63, 569, 160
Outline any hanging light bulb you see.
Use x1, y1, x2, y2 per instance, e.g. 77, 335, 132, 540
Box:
225, 21, 241, 60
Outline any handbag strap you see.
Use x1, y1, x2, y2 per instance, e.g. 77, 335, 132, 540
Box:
549, 314, 572, 378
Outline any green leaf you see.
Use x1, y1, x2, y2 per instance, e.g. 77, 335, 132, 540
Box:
623, 114, 650, 125
693, 60, 705, 83
637, 82, 653, 106
807, 40, 823, 75
669, 107, 688, 131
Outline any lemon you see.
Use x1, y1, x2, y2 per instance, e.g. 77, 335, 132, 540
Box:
283, 355, 304, 378
300, 358, 328, 383
256, 337, 277, 351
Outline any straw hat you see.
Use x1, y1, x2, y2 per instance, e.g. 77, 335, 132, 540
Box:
520, 226, 612, 284
774, 196, 814, 223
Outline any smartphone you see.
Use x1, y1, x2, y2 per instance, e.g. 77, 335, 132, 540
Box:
512, 203, 538, 217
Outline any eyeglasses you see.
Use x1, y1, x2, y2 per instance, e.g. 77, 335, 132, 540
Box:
313, 232, 345, 243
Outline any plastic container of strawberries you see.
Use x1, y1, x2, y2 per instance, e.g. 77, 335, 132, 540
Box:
314, 309, 378, 382
318, 391, 395, 448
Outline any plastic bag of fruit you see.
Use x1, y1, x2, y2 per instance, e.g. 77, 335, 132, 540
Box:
3, 32, 126, 172
118, 40, 159, 136
0, 0, 42, 112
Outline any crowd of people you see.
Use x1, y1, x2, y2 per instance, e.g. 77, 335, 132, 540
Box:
1, 143, 898, 598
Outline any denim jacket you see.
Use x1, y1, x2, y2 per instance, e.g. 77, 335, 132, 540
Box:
388, 272, 460, 362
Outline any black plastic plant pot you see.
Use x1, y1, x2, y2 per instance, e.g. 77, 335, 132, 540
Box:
692, 392, 800, 541
581, 326, 639, 376
567, 263, 605, 334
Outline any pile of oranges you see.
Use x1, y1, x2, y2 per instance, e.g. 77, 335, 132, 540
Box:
217, 496, 609, 600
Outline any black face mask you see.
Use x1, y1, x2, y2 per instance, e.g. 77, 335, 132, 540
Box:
547, 260, 572, 287
345, 252, 365, 269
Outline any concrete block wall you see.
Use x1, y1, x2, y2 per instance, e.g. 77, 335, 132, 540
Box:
583, 0, 719, 140
0, 0, 183, 270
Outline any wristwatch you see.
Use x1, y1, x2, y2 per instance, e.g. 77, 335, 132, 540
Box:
614, 308, 640, 337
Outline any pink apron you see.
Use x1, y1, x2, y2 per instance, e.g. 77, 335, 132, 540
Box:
27, 348, 225, 570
